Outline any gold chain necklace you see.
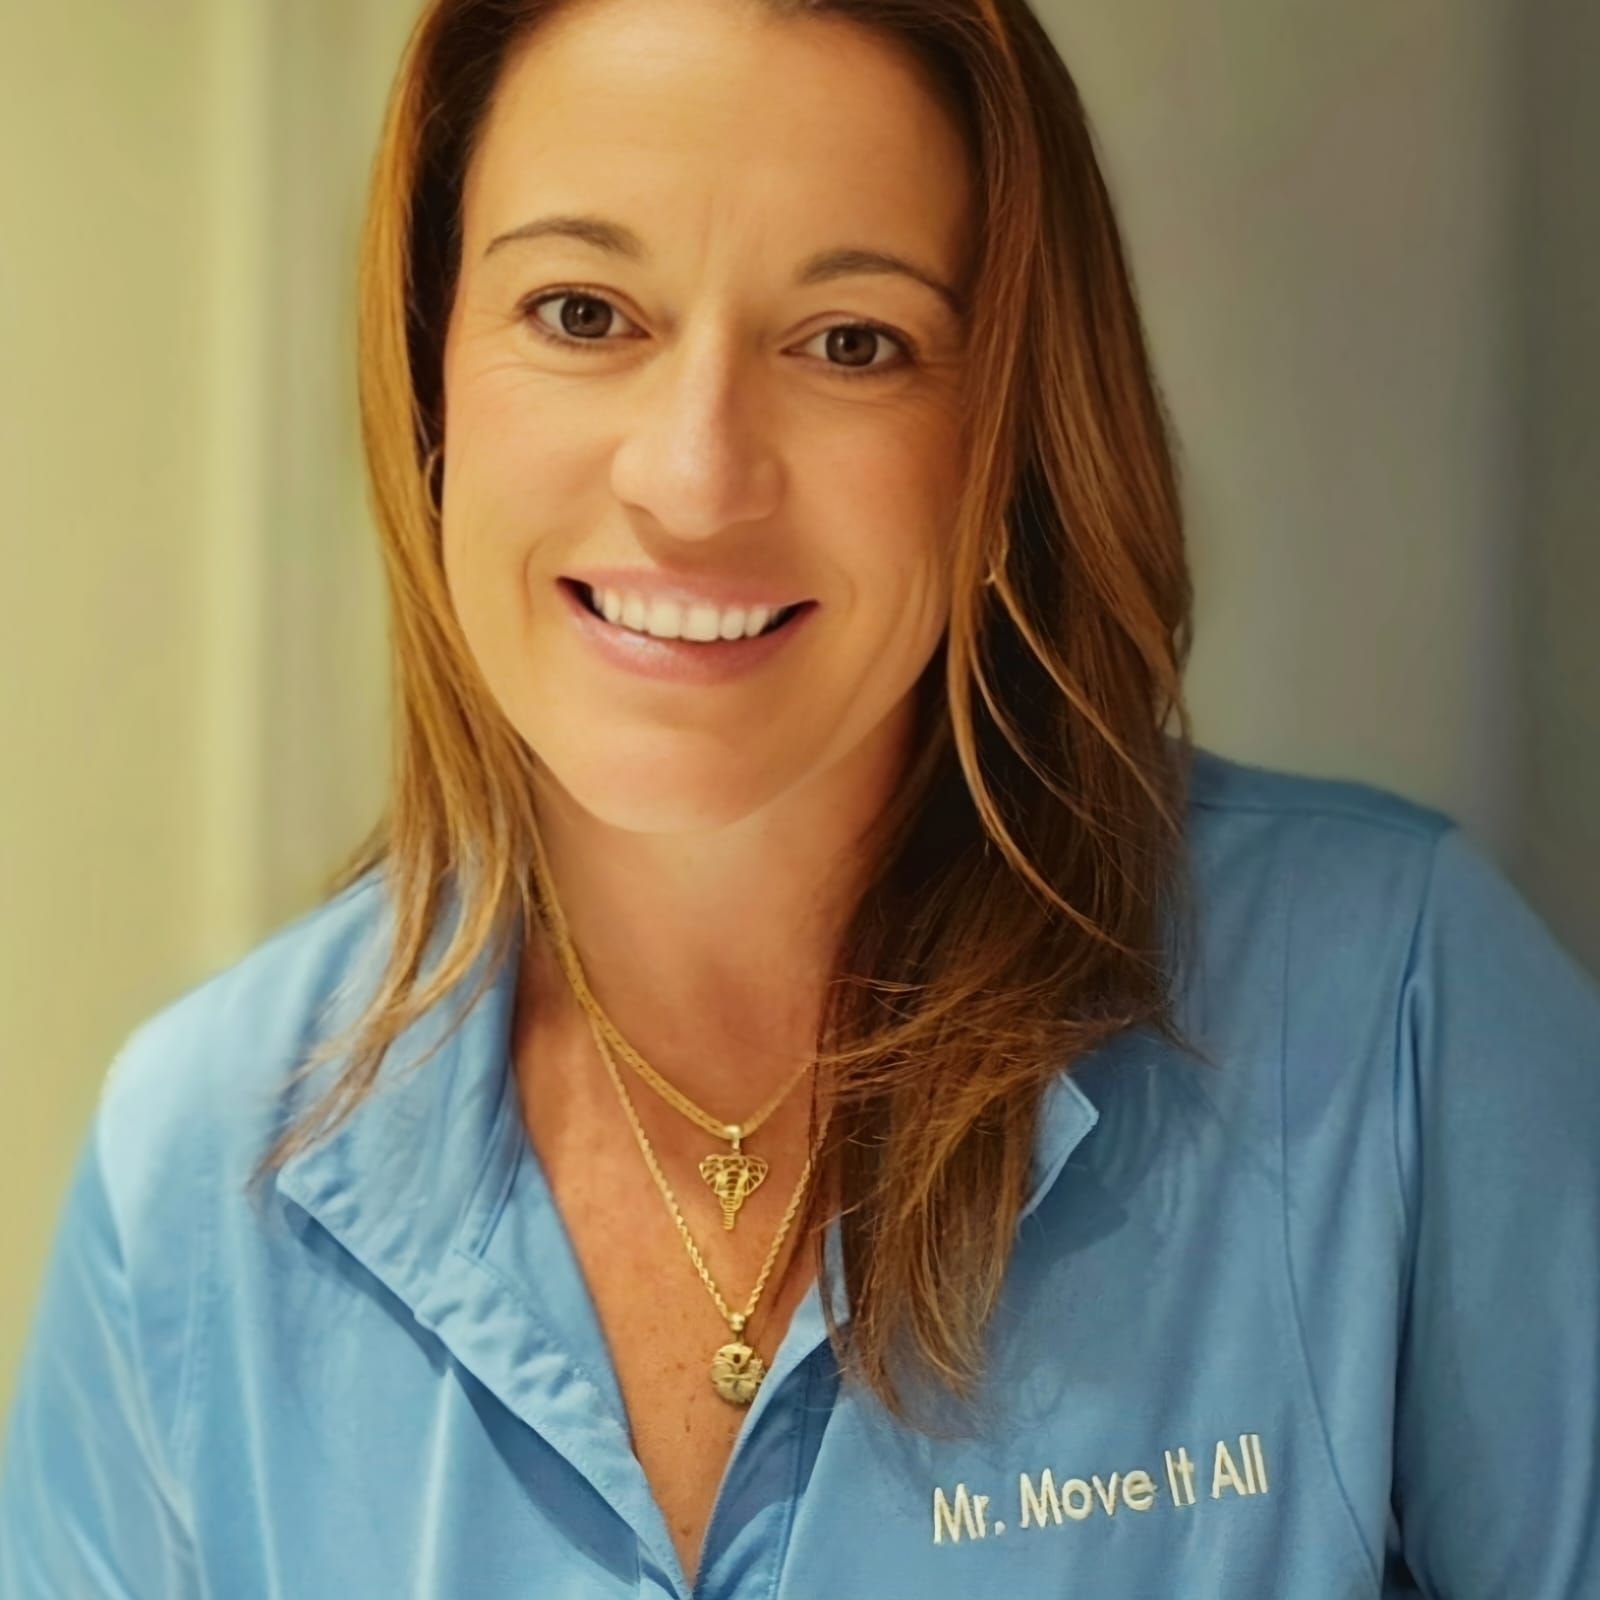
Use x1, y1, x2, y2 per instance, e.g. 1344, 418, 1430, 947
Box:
584, 1006, 829, 1405
528, 819, 812, 1232
526, 820, 828, 1405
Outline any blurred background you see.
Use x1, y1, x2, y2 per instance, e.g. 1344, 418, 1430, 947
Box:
1, 0, 1595, 1409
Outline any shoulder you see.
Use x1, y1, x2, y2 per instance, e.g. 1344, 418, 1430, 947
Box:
1166, 747, 1594, 1205
29, 870, 399, 1474
1185, 740, 1455, 846
1177, 746, 1579, 1059
1181, 743, 1456, 973
92, 867, 395, 1252
1161, 746, 1468, 1119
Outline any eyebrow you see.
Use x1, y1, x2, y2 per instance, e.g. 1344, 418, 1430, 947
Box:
483, 212, 966, 318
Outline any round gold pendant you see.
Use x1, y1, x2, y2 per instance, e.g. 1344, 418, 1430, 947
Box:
710, 1340, 766, 1406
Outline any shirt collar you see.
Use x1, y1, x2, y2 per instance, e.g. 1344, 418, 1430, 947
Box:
274, 883, 1101, 1349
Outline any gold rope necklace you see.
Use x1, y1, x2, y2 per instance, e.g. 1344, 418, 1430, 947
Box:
527, 818, 812, 1233
584, 1008, 828, 1405
527, 821, 828, 1406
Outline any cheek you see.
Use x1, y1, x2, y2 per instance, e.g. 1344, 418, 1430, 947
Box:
439, 429, 600, 634
437, 485, 539, 691
828, 445, 959, 630
442, 349, 605, 557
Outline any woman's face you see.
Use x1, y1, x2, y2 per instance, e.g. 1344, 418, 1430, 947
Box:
441, 0, 973, 834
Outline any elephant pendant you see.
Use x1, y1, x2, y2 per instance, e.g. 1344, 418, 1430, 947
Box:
698, 1150, 769, 1231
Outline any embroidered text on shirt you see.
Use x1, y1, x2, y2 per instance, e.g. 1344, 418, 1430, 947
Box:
931, 1433, 1271, 1545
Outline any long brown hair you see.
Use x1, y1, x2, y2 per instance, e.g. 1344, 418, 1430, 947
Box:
251, 0, 1205, 1435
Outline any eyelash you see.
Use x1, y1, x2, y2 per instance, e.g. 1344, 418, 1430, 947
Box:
516, 286, 918, 381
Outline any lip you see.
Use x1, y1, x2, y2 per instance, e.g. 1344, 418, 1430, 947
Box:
557, 578, 819, 686
562, 565, 812, 612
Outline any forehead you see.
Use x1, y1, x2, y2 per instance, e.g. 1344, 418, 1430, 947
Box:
460, 0, 973, 269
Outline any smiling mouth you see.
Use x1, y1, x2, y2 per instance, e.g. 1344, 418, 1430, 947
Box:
565, 579, 811, 641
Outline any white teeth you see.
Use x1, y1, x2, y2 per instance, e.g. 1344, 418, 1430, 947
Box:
589, 586, 786, 641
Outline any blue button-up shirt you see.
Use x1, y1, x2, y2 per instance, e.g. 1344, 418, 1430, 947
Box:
4, 746, 1599, 1598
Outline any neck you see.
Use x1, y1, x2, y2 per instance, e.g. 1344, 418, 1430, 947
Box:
518, 717, 912, 1118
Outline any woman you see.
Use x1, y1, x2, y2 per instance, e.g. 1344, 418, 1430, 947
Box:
3, 0, 1596, 1595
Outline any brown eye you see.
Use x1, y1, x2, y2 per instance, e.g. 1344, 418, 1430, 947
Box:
524, 291, 638, 344
803, 322, 914, 379
521, 289, 915, 382
824, 326, 882, 368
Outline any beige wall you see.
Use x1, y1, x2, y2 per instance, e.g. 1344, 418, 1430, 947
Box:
0, 0, 403, 1410
1, 3, 209, 1399
1520, 0, 1600, 979
2, 0, 1594, 1411
1056, 0, 1525, 846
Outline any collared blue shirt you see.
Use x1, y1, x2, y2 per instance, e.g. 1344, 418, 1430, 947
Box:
4, 745, 1598, 1599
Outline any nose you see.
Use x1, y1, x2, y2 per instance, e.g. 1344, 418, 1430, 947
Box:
606, 325, 785, 547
